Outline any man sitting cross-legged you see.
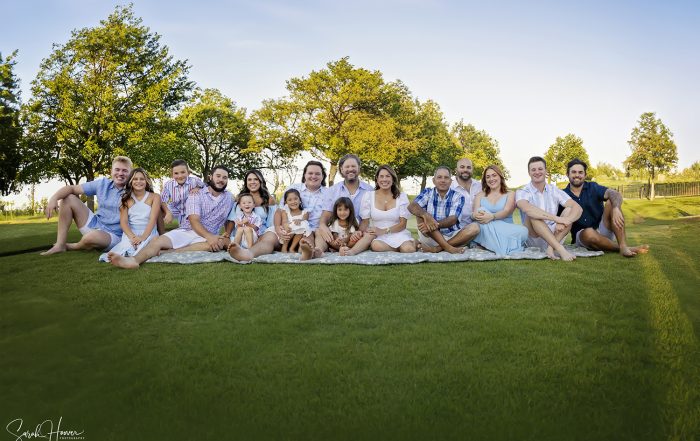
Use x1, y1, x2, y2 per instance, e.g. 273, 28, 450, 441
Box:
515, 156, 582, 261
564, 158, 649, 257
109, 165, 234, 269
408, 166, 480, 254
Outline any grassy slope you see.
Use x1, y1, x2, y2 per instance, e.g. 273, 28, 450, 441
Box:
1, 198, 699, 441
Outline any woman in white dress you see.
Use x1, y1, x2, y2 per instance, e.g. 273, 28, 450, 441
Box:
359, 165, 416, 253
102, 168, 160, 262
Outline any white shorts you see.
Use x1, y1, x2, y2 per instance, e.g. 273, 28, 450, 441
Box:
418, 229, 459, 247
163, 229, 206, 250
525, 223, 564, 251
78, 210, 121, 251
575, 222, 616, 248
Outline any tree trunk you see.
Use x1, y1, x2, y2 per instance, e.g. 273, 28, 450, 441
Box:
86, 171, 95, 211
420, 175, 427, 191
649, 177, 655, 200
328, 162, 338, 187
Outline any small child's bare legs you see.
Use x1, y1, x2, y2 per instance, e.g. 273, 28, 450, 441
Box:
243, 227, 254, 248
233, 228, 244, 245
289, 234, 303, 252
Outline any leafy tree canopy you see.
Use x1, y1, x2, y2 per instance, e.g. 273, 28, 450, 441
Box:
543, 133, 590, 182
22, 4, 193, 189
451, 121, 509, 180
0, 50, 22, 195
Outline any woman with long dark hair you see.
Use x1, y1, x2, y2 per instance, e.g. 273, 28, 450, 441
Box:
358, 165, 416, 253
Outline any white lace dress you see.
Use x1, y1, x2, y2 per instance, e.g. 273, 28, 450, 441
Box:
99, 192, 158, 261
284, 206, 312, 236
359, 191, 413, 248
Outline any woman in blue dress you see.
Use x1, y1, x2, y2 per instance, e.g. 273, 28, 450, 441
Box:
472, 165, 528, 256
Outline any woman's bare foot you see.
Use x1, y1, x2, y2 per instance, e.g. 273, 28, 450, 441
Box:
41, 244, 66, 255
109, 254, 140, 269
228, 242, 253, 262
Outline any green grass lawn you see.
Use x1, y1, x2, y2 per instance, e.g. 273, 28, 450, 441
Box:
2, 197, 699, 440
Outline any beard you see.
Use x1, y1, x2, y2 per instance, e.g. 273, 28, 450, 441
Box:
209, 181, 227, 193
569, 179, 584, 188
459, 172, 472, 181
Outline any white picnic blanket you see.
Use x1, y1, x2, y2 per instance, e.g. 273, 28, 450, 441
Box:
146, 246, 603, 265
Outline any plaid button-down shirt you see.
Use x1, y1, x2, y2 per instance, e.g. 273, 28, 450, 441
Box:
413, 187, 465, 235
180, 189, 234, 235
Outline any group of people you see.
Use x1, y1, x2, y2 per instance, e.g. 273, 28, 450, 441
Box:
41, 153, 649, 269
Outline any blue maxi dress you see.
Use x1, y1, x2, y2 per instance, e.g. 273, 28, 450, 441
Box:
473, 194, 528, 256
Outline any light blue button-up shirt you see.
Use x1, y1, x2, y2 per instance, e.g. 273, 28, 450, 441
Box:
82, 178, 125, 236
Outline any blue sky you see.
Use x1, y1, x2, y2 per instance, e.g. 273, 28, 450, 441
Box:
3, 0, 699, 192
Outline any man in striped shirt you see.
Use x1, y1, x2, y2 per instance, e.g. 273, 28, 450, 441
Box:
110, 165, 234, 269
409, 166, 480, 253
515, 156, 582, 261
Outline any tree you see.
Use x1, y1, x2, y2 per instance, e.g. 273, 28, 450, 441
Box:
593, 162, 624, 180
451, 121, 509, 180
261, 57, 420, 185
249, 98, 305, 193
624, 112, 678, 200
399, 100, 461, 190
676, 161, 700, 180
0, 50, 22, 195
543, 134, 590, 182
22, 4, 193, 207
177, 88, 259, 180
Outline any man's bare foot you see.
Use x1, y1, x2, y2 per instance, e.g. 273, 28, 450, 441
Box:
339, 246, 350, 256
557, 247, 576, 261
546, 246, 560, 260
422, 244, 442, 253
631, 244, 650, 254
446, 245, 464, 254
109, 254, 140, 269
65, 242, 81, 251
228, 242, 253, 262
620, 247, 637, 257
41, 244, 66, 255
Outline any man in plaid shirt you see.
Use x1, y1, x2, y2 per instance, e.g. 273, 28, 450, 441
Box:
408, 166, 480, 254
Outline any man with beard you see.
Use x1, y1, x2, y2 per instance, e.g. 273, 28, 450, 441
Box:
109, 165, 234, 269
314, 154, 374, 255
451, 157, 482, 228
42, 156, 132, 255
563, 158, 649, 257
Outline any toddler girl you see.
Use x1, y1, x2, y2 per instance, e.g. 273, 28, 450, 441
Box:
233, 193, 263, 249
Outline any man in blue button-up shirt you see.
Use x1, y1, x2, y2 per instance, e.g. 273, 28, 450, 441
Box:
564, 158, 649, 257
42, 156, 132, 255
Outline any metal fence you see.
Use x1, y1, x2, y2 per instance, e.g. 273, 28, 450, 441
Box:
614, 181, 700, 199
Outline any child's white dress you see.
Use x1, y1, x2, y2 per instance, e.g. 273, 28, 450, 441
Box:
99, 192, 158, 261
285, 206, 312, 236
329, 220, 356, 241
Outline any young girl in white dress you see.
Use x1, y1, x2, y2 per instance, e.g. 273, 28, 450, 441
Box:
326, 197, 362, 256
359, 165, 416, 253
280, 188, 311, 253
102, 168, 160, 262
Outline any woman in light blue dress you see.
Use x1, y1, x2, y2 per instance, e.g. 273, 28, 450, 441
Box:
472, 165, 528, 256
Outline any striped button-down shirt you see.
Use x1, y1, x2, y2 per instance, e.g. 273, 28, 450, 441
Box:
323, 180, 373, 221
82, 178, 125, 236
413, 187, 465, 234
180, 189, 234, 235
161, 176, 205, 222
451, 178, 482, 225
516, 181, 571, 229
285, 183, 329, 229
